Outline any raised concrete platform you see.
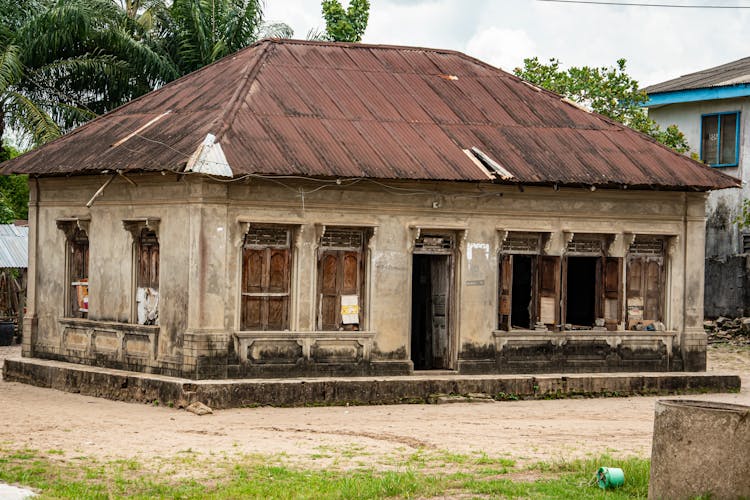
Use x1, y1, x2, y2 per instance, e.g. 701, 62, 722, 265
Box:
2, 355, 742, 409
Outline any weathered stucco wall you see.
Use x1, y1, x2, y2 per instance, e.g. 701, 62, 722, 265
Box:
23, 173, 708, 378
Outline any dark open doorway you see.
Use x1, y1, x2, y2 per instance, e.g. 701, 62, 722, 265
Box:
565, 256, 598, 327
510, 255, 533, 328
411, 254, 451, 370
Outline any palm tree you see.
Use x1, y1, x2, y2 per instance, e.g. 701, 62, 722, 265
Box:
158, 0, 293, 75
0, 0, 176, 148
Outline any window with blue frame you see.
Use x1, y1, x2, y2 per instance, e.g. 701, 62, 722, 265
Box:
701, 111, 740, 167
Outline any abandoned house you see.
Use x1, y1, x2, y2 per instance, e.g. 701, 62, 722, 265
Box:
1, 39, 738, 379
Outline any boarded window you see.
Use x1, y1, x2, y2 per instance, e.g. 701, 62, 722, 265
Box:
136, 229, 159, 325
241, 226, 291, 331
68, 228, 89, 318
318, 228, 366, 330
626, 238, 665, 328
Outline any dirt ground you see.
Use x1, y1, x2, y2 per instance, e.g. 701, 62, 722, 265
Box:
1, 344, 748, 468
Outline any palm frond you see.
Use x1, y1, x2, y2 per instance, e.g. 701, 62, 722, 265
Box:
0, 43, 23, 95
5, 90, 61, 145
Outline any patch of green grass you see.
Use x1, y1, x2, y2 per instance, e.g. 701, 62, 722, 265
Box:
0, 447, 651, 499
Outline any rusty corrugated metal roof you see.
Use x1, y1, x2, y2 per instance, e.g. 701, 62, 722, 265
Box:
644, 56, 750, 94
1, 39, 738, 191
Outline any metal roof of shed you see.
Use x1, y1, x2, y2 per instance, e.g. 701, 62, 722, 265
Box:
1, 39, 738, 191
0, 225, 28, 269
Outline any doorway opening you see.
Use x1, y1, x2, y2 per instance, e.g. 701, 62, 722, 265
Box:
411, 254, 452, 370
565, 256, 598, 327
510, 255, 533, 328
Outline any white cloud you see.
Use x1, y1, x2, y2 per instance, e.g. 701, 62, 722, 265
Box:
465, 26, 537, 73
263, 0, 750, 86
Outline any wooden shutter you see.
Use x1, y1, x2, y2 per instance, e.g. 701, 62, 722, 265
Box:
601, 257, 622, 330
69, 229, 89, 318
137, 229, 159, 290
626, 255, 664, 327
498, 255, 512, 330
318, 250, 362, 330
537, 256, 560, 331
319, 251, 340, 330
643, 260, 662, 322
241, 246, 291, 331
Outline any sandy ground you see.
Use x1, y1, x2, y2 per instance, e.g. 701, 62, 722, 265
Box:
0, 344, 748, 468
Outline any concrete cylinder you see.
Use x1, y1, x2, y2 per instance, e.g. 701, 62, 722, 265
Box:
649, 399, 750, 500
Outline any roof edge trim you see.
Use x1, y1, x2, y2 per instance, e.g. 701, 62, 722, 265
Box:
644, 84, 750, 107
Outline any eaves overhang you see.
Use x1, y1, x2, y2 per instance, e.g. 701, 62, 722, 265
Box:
645, 84, 750, 108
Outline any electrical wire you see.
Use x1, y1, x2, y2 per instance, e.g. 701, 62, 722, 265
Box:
536, 0, 750, 8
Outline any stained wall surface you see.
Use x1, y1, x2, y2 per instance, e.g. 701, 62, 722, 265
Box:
23, 174, 708, 378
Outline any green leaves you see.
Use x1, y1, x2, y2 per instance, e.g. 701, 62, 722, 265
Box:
157, 0, 292, 75
514, 57, 689, 153
0, 0, 178, 147
322, 0, 369, 42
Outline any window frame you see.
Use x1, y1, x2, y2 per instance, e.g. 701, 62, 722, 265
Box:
497, 232, 561, 332
239, 225, 294, 332
316, 226, 370, 332
66, 227, 90, 318
56, 219, 91, 319
700, 110, 741, 168
123, 218, 160, 325
625, 236, 667, 329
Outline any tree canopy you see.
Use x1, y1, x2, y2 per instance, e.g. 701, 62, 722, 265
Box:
0, 0, 293, 221
321, 0, 369, 42
149, 0, 292, 75
0, 0, 176, 148
514, 57, 689, 154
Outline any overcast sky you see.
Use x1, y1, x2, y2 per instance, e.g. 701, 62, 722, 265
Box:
265, 0, 750, 87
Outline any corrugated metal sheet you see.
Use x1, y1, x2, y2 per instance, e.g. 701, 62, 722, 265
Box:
644, 56, 750, 94
0, 225, 28, 269
1, 39, 739, 191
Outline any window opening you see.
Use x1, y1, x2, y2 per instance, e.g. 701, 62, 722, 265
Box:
743, 232, 750, 254
68, 228, 89, 318
701, 111, 740, 167
498, 233, 559, 332
241, 226, 292, 331
136, 228, 159, 325
626, 237, 666, 330
318, 228, 366, 331
565, 256, 598, 327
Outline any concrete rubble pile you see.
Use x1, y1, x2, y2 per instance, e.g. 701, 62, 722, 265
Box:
704, 317, 750, 345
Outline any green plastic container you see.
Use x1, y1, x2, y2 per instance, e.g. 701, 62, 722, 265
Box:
596, 467, 624, 489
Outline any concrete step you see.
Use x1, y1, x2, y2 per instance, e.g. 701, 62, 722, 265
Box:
2, 355, 741, 410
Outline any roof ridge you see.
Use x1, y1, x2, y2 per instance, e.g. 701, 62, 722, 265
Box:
262, 37, 521, 76
212, 42, 274, 144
